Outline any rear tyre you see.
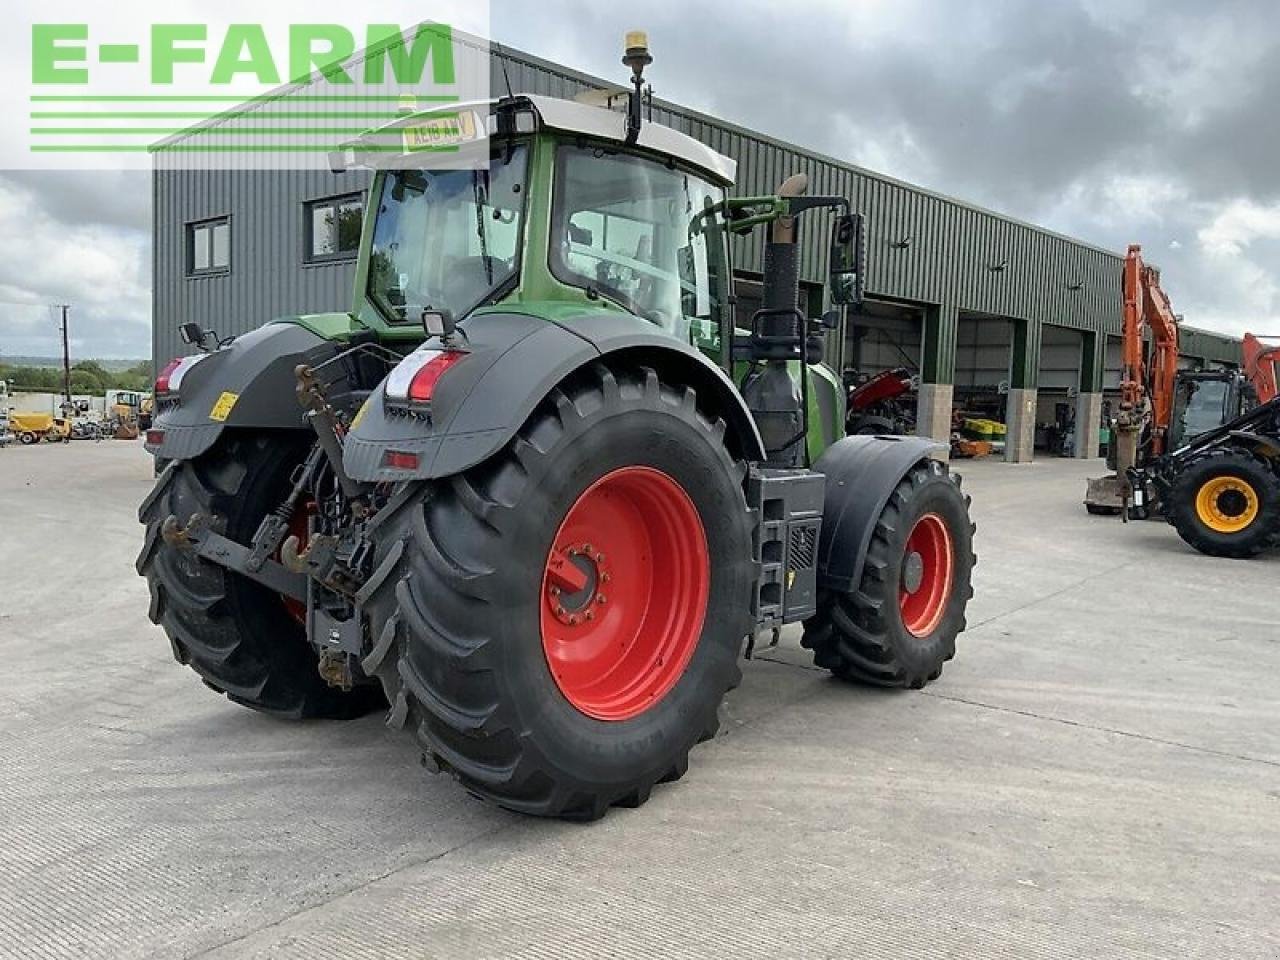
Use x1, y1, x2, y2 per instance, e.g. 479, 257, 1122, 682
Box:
801, 460, 975, 687
362, 364, 755, 820
19, 432, 37, 445
1167, 450, 1280, 558
137, 433, 384, 718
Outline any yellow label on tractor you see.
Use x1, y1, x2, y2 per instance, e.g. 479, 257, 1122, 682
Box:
351, 397, 371, 429
209, 391, 239, 422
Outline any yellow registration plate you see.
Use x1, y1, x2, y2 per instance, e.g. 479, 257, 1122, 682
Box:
402, 111, 476, 151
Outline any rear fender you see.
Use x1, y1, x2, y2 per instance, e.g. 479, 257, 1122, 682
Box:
146, 323, 340, 461
343, 310, 765, 483
813, 435, 947, 593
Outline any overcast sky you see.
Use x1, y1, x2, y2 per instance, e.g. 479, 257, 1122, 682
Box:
2, 0, 1277, 359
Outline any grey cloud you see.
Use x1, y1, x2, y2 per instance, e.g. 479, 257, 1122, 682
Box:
0, 170, 151, 236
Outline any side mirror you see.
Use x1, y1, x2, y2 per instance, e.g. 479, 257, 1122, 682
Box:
178, 321, 203, 345
829, 212, 866, 306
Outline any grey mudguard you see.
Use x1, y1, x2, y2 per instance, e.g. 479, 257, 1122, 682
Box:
344, 308, 765, 483
813, 435, 947, 593
145, 322, 337, 461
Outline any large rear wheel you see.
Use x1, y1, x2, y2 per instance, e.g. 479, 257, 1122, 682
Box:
801, 460, 975, 687
1167, 450, 1280, 558
137, 433, 384, 718
361, 364, 755, 819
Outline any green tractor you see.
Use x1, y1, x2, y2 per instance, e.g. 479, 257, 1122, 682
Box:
139, 37, 975, 819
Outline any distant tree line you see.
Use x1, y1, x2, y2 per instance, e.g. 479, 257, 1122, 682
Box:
0, 359, 152, 395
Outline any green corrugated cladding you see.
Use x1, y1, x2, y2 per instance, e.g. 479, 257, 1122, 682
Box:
152, 37, 1245, 383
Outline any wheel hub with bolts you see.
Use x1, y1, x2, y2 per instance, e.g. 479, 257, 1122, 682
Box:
545, 542, 610, 626
539, 466, 709, 722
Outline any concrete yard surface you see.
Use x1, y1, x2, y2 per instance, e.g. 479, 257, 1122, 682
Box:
1, 441, 1276, 959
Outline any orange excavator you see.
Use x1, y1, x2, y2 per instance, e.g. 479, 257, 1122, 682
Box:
1085, 244, 1273, 514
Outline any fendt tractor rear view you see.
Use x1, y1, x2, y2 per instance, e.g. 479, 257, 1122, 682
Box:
138, 36, 976, 820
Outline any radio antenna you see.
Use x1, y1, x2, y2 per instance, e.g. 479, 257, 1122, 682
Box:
494, 41, 515, 99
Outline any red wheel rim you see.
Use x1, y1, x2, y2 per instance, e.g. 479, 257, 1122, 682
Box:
539, 466, 710, 721
899, 513, 955, 638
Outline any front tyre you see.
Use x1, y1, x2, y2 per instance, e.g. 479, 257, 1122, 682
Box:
1167, 450, 1280, 558
802, 460, 975, 687
362, 364, 755, 820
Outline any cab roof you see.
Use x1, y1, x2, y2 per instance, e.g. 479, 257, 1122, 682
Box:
517, 95, 736, 185
346, 94, 737, 185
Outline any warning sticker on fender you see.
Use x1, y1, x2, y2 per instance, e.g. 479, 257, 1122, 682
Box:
209, 391, 239, 422
351, 397, 371, 430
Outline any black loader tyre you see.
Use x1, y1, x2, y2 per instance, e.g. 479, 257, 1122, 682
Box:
802, 459, 975, 687
1167, 450, 1280, 558
361, 364, 755, 820
137, 433, 384, 718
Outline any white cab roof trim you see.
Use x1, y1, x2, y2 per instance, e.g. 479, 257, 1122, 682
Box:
371, 95, 737, 184
522, 95, 737, 185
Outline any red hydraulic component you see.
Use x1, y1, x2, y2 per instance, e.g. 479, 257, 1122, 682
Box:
848, 367, 913, 412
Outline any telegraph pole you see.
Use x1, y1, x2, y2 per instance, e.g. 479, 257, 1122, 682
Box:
57, 303, 71, 404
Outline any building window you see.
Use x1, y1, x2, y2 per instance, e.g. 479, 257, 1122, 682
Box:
187, 217, 230, 276
306, 193, 363, 263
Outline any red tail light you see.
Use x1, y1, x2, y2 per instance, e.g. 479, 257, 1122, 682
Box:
407, 352, 467, 403
384, 349, 468, 405
154, 359, 182, 393
146, 429, 165, 446
155, 354, 205, 394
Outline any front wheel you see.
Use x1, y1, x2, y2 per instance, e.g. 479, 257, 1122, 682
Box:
802, 460, 975, 687
1167, 451, 1280, 558
362, 364, 756, 820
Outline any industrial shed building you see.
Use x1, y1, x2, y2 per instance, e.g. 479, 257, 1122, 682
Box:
152, 39, 1244, 462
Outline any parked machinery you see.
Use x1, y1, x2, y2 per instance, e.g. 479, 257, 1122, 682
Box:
844, 366, 916, 435
1129, 396, 1280, 557
137, 36, 976, 820
8, 411, 71, 444
105, 390, 148, 440
1085, 245, 1263, 515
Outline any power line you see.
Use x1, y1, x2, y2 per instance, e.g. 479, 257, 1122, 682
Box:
55, 304, 71, 403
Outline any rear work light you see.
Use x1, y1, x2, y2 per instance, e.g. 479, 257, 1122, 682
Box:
384, 349, 467, 405
155, 354, 206, 394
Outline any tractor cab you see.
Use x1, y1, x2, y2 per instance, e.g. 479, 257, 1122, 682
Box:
335, 94, 736, 361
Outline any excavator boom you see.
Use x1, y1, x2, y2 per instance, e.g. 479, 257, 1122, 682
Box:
1244, 333, 1280, 404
